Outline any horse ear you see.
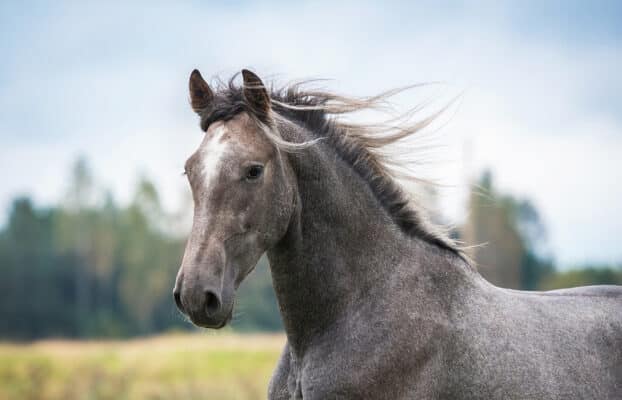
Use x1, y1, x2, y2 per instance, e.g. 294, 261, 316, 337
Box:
242, 69, 271, 116
189, 69, 213, 114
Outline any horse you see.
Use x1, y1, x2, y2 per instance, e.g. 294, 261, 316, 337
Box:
172, 68, 622, 399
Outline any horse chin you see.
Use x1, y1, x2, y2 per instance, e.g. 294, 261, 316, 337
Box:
190, 308, 233, 330
214, 310, 233, 329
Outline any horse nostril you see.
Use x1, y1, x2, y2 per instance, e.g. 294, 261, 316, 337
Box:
204, 290, 221, 316
173, 290, 185, 313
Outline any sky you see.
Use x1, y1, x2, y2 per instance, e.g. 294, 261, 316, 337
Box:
1, 1, 621, 267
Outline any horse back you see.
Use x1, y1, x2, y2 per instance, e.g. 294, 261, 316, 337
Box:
445, 282, 622, 399
543, 284, 622, 298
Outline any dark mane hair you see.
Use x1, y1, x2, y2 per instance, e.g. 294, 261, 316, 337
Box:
197, 74, 464, 258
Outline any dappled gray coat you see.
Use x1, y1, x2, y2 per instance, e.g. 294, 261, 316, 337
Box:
173, 69, 622, 399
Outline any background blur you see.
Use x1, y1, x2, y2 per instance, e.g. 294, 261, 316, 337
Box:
1, 1, 621, 399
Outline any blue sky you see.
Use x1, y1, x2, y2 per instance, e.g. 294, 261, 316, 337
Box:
1, 1, 621, 267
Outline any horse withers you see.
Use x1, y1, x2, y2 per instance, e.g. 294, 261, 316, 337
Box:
172, 69, 622, 399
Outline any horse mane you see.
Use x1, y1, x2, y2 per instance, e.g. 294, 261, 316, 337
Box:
198, 73, 466, 259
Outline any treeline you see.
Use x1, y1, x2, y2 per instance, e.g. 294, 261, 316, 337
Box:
0, 159, 281, 340
0, 160, 619, 340
463, 170, 621, 290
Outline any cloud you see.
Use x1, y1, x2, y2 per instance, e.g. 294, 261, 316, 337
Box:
1, 1, 620, 266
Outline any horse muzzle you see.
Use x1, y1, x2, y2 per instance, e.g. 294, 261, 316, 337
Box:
173, 282, 233, 329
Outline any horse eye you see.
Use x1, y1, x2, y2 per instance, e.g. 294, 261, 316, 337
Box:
245, 165, 264, 181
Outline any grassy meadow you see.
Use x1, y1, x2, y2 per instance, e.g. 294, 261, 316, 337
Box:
0, 333, 285, 400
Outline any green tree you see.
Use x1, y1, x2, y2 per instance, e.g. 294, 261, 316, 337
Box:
463, 171, 554, 290
0, 157, 282, 339
0, 198, 76, 338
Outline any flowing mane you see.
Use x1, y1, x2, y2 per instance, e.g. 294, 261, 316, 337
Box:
195, 73, 464, 258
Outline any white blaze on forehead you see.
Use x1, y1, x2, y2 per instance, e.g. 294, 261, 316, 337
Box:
200, 124, 232, 190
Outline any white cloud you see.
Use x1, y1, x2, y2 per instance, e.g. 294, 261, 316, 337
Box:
1, 1, 620, 267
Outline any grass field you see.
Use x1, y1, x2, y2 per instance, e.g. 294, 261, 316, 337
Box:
0, 332, 285, 400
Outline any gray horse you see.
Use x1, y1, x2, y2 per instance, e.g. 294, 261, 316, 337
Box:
173, 69, 622, 399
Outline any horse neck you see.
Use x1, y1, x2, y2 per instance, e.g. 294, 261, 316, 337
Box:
267, 124, 472, 354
